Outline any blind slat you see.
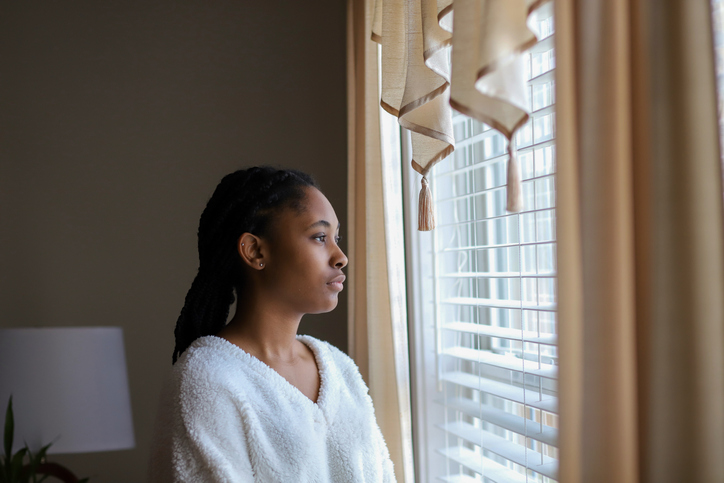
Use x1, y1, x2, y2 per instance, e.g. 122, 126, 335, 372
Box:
440, 421, 558, 480
443, 346, 558, 380
441, 371, 558, 413
435, 206, 556, 229
438, 396, 558, 447
433, 138, 555, 176
439, 475, 479, 483
530, 69, 555, 86
529, 32, 554, 54
441, 296, 557, 312
442, 321, 557, 346
438, 271, 556, 279
436, 172, 555, 204
438, 446, 527, 483
440, 239, 556, 253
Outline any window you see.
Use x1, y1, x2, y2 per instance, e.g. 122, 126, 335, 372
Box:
712, 0, 724, 166
404, 5, 558, 482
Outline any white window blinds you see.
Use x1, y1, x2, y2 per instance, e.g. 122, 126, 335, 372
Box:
712, 0, 724, 158
406, 6, 558, 482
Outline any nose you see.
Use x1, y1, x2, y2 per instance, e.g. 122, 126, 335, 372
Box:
332, 244, 348, 269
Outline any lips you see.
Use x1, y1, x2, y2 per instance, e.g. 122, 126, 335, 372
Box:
328, 274, 346, 284
327, 274, 346, 291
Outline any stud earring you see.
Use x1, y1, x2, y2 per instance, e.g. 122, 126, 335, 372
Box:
260, 263, 264, 268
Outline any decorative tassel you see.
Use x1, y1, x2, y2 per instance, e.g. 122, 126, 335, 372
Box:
418, 176, 435, 231
506, 145, 523, 212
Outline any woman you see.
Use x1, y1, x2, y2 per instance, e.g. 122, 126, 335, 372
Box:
149, 167, 396, 482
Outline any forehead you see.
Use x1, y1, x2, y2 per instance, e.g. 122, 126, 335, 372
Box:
277, 187, 339, 230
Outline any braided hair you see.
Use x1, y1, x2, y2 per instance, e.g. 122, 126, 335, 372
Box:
172, 166, 319, 364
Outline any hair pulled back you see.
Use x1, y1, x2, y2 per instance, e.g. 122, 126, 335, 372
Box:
172, 166, 319, 363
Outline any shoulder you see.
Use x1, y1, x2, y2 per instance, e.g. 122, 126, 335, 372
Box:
165, 336, 260, 410
172, 336, 240, 384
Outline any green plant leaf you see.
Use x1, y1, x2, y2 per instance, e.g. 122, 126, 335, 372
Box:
26, 442, 51, 472
11, 447, 27, 481
10, 448, 26, 466
2, 397, 18, 483
3, 397, 13, 462
25, 442, 48, 482
35, 443, 50, 463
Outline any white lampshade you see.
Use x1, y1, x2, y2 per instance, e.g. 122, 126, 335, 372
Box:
0, 327, 135, 454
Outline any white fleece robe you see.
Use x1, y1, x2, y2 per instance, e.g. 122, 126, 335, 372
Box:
148, 335, 396, 483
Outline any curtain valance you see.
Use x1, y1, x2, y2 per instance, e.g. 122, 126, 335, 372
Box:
372, 0, 550, 229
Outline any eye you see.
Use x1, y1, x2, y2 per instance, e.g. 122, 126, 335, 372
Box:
314, 234, 327, 243
335, 235, 342, 244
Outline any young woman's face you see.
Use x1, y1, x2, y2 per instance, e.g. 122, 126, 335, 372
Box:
259, 187, 348, 315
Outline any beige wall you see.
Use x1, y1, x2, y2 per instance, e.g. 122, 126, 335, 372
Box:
0, 2, 347, 482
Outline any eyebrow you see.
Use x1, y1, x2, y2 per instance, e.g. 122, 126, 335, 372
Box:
307, 220, 340, 230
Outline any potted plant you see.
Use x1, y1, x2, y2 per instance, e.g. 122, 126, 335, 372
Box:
1, 397, 89, 483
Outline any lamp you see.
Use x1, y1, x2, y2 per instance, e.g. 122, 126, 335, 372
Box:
0, 327, 135, 480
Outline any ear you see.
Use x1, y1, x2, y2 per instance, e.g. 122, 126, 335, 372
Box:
237, 233, 267, 270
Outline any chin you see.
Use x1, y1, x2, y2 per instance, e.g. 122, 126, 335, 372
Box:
308, 297, 339, 315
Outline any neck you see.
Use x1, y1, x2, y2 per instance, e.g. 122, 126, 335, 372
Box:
217, 287, 304, 363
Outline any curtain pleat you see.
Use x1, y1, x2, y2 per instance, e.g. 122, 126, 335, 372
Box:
374, 0, 550, 226
556, 0, 724, 481
374, 0, 454, 176
450, 0, 539, 211
347, 1, 414, 481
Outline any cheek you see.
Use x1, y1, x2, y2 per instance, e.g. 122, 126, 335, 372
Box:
276, 253, 322, 292
293, 266, 340, 309
268, 244, 338, 311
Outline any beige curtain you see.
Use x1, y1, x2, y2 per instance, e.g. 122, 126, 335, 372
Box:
372, 0, 550, 228
347, 1, 414, 482
556, 0, 724, 481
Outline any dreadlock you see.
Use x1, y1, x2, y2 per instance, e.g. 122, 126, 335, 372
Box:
172, 166, 319, 364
